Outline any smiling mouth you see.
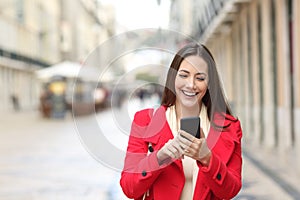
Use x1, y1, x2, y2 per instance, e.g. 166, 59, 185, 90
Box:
182, 90, 199, 97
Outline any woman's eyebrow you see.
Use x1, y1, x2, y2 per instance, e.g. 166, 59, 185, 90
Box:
179, 69, 207, 76
178, 69, 190, 73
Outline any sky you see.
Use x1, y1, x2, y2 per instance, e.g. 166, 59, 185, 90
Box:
98, 0, 173, 77
100, 0, 171, 31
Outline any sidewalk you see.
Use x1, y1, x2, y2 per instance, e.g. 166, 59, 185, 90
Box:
241, 143, 300, 199
236, 152, 294, 200
0, 109, 129, 200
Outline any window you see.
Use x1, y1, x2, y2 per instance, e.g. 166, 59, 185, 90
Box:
15, 0, 24, 23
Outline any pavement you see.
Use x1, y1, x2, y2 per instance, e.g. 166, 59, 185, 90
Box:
0, 98, 299, 200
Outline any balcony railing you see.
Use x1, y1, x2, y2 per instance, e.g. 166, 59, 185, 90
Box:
0, 18, 58, 67
195, 0, 251, 42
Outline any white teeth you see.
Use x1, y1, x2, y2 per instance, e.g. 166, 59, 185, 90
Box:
183, 91, 197, 96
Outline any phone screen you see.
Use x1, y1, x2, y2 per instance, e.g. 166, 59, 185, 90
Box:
180, 117, 201, 139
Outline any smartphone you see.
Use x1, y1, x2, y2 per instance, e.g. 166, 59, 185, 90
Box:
180, 117, 201, 139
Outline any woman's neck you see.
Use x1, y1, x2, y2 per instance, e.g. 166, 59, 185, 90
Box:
175, 101, 201, 119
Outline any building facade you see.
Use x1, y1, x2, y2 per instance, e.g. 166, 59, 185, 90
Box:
0, 0, 113, 112
0, 0, 61, 112
181, 0, 300, 173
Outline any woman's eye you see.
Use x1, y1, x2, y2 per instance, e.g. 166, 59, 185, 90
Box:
178, 74, 188, 78
196, 77, 206, 81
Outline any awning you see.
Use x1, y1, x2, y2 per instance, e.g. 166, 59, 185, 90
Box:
35, 61, 81, 80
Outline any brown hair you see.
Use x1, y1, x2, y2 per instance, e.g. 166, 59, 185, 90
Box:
161, 42, 235, 126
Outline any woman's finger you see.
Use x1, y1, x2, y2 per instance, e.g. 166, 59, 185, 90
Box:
178, 130, 195, 142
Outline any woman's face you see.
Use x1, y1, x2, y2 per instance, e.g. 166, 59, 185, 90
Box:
175, 55, 209, 109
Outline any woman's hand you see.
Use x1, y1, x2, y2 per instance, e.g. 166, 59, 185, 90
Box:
178, 129, 211, 166
157, 134, 185, 165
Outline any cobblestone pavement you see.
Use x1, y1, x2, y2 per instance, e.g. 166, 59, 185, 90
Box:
0, 99, 297, 199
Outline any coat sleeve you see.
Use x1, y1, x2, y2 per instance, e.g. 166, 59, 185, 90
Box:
197, 119, 243, 199
120, 109, 163, 199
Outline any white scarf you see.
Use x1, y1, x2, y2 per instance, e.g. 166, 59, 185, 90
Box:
166, 104, 210, 200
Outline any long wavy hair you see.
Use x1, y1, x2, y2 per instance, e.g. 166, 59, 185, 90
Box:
161, 42, 235, 127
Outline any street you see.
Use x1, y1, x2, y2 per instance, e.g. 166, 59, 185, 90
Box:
0, 99, 297, 200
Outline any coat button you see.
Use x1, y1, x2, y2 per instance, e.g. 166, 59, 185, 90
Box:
148, 146, 154, 152
142, 170, 147, 177
216, 173, 221, 180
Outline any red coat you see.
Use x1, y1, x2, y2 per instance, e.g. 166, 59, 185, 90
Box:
120, 106, 242, 200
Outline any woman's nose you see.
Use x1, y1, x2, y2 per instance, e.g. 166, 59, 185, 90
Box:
186, 77, 196, 89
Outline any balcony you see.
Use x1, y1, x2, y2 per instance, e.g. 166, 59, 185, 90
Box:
196, 0, 251, 43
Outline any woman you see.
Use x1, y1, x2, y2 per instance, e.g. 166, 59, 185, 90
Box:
120, 43, 242, 200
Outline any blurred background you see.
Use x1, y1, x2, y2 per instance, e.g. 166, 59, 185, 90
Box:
1, 0, 300, 199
